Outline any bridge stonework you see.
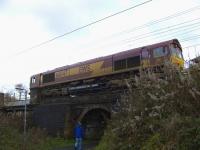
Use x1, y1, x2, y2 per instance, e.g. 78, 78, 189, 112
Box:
0, 90, 122, 138
33, 91, 121, 138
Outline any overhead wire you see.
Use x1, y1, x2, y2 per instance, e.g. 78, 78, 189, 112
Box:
126, 23, 200, 44
67, 7, 200, 56
73, 6, 200, 53
14, 0, 152, 56
77, 20, 200, 54
10, 2, 200, 65
14, 3, 200, 57
2, 2, 200, 88
183, 43, 200, 49
125, 18, 200, 42
83, 4, 200, 46
68, 29, 200, 65
180, 35, 200, 42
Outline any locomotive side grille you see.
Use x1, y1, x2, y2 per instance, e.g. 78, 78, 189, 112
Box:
114, 59, 126, 71
114, 55, 140, 71
127, 56, 140, 68
43, 73, 55, 83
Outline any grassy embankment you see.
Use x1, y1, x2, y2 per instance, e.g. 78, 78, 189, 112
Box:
0, 114, 74, 150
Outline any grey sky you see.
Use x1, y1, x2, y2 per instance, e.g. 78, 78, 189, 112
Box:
0, 0, 200, 91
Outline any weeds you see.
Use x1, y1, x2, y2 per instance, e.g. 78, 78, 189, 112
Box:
96, 64, 200, 150
0, 114, 73, 150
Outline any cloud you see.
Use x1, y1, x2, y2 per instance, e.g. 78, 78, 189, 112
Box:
31, 0, 131, 34
0, 0, 7, 9
0, 0, 200, 89
4, 0, 141, 34
4, 0, 115, 34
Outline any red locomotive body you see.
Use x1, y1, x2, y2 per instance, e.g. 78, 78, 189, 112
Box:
30, 39, 184, 103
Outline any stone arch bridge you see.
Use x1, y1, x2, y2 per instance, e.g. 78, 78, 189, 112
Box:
33, 90, 122, 138
0, 90, 123, 138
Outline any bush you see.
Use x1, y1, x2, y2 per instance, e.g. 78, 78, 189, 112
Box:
0, 114, 73, 150
96, 64, 200, 150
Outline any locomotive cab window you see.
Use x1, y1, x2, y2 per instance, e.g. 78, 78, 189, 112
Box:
142, 50, 149, 59
153, 47, 168, 58
43, 73, 55, 83
170, 44, 183, 59
31, 77, 36, 84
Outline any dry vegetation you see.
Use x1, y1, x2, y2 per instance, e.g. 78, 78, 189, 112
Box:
0, 112, 73, 150
96, 64, 200, 150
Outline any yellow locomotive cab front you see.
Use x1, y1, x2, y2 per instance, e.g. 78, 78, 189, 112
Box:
170, 43, 184, 69
170, 55, 184, 69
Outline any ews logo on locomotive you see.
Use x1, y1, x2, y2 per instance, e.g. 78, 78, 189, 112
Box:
79, 64, 92, 73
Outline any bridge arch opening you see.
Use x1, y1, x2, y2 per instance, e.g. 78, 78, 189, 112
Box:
80, 108, 110, 139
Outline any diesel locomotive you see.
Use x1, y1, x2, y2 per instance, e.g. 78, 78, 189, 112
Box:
30, 39, 184, 103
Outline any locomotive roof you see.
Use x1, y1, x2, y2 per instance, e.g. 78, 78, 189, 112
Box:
40, 39, 179, 75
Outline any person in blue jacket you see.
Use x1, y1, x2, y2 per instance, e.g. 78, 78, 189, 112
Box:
74, 121, 84, 150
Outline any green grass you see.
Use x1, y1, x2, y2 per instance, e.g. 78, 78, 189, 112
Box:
0, 126, 74, 150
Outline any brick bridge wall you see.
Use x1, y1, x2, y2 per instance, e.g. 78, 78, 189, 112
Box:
33, 91, 122, 138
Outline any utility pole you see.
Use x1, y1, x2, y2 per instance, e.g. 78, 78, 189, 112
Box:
15, 84, 27, 150
24, 90, 27, 148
